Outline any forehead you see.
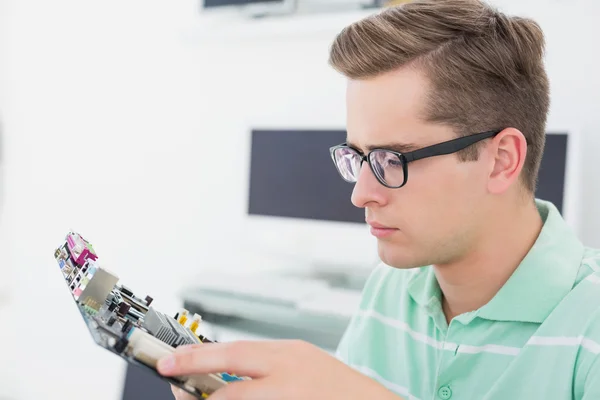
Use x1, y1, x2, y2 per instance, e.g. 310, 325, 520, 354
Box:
345, 67, 444, 150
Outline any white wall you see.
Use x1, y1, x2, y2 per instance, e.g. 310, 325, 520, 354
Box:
0, 0, 599, 399
0, 1, 16, 398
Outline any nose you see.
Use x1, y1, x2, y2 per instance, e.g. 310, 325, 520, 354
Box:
351, 161, 388, 209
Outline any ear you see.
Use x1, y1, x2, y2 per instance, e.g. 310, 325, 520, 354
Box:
487, 128, 527, 194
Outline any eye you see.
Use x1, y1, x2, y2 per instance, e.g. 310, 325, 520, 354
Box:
387, 158, 403, 167
380, 155, 402, 168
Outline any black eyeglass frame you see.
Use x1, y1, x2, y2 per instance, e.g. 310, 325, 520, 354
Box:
329, 129, 502, 189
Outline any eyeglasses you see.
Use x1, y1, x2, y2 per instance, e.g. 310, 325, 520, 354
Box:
329, 129, 501, 189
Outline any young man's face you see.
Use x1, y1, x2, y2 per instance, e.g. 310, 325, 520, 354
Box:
345, 67, 491, 269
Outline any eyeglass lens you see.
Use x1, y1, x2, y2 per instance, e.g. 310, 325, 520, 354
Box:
333, 147, 406, 187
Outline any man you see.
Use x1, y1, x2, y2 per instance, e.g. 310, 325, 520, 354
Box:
157, 0, 600, 399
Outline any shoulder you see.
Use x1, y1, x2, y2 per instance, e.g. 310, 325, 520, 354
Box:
565, 247, 600, 314
573, 246, 600, 333
556, 245, 600, 307
572, 277, 600, 398
564, 247, 600, 397
554, 245, 600, 330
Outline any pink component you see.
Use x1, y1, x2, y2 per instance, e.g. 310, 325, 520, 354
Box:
67, 233, 98, 266
73, 287, 83, 297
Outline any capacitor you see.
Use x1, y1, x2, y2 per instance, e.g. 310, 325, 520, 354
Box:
117, 302, 131, 317
177, 309, 189, 326
113, 336, 129, 354
121, 319, 132, 334
189, 314, 202, 334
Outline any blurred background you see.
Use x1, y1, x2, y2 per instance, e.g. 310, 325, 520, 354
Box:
0, 0, 598, 399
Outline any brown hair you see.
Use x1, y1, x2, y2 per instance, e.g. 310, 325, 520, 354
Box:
329, 0, 550, 192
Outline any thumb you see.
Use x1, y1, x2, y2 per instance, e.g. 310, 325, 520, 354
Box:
170, 385, 196, 400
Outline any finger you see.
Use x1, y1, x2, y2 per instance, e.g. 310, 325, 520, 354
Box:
209, 379, 273, 400
170, 385, 196, 400
157, 340, 283, 378
174, 343, 204, 353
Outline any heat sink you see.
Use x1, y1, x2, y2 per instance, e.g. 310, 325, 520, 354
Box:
142, 307, 201, 348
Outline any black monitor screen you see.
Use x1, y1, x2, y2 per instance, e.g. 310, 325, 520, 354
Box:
247, 130, 568, 223
248, 129, 362, 223
537, 133, 568, 214
203, 0, 282, 7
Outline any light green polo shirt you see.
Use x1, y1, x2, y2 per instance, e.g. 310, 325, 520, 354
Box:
336, 199, 600, 400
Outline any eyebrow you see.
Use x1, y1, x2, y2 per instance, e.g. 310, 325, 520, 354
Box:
346, 140, 419, 154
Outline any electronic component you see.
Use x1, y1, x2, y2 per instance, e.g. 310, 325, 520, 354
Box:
178, 309, 189, 326
189, 314, 202, 335
122, 319, 133, 334
117, 302, 131, 317
66, 231, 98, 266
124, 327, 227, 394
73, 259, 119, 311
142, 307, 201, 348
53, 231, 246, 399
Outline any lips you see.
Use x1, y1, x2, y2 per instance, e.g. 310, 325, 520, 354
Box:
367, 220, 398, 238
367, 221, 392, 229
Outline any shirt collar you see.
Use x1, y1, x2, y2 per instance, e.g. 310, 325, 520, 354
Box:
406, 267, 448, 331
407, 266, 441, 309
408, 199, 585, 324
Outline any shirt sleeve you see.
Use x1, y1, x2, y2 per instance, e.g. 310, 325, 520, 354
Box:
334, 318, 353, 363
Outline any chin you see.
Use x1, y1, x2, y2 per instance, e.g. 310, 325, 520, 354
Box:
377, 241, 421, 269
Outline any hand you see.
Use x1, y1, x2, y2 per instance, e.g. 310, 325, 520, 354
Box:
169, 384, 196, 400
157, 339, 403, 400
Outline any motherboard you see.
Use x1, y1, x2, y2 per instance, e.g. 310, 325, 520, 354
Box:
53, 231, 247, 399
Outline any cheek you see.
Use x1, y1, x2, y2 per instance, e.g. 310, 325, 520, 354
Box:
404, 158, 461, 197
397, 159, 475, 222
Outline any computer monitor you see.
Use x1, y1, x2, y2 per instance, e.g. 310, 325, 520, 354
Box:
242, 129, 376, 278
538, 130, 581, 233
0, 120, 3, 218
202, 0, 284, 7
247, 129, 362, 223
242, 129, 580, 278
199, 0, 294, 16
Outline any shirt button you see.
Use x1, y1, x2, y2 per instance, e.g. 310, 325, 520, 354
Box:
438, 385, 452, 400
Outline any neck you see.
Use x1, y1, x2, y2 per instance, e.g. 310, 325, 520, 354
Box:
436, 197, 543, 323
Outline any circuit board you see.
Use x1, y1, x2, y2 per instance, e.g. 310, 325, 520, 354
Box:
53, 231, 248, 399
